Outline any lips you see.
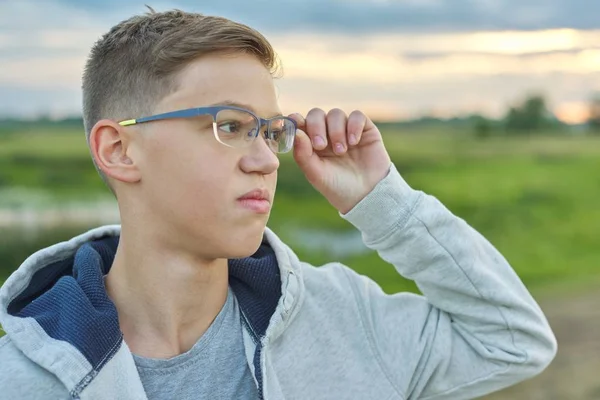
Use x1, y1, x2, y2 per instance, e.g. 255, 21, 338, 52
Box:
237, 189, 271, 214
238, 188, 270, 202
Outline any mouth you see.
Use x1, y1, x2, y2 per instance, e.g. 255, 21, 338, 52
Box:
237, 189, 272, 214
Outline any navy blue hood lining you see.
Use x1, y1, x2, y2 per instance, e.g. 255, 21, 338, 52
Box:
7, 233, 282, 373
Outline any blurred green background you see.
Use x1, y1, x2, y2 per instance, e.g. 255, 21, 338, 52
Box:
3, 1, 600, 398
2, 101, 599, 295
1, 97, 600, 399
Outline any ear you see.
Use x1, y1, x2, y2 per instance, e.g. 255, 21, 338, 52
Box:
89, 119, 142, 185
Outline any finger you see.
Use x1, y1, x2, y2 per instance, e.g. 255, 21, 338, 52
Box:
292, 128, 316, 171
326, 108, 348, 154
288, 113, 306, 132
347, 110, 368, 146
305, 108, 328, 150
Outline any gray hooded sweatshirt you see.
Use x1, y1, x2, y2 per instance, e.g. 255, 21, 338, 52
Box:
0, 164, 557, 399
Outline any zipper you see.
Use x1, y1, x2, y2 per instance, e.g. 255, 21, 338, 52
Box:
239, 269, 297, 400
240, 309, 259, 345
255, 344, 266, 400
240, 309, 265, 400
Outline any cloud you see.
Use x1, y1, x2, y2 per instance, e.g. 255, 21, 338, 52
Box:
271, 28, 599, 57
0, 85, 81, 118
0, 2, 110, 90
1, 0, 599, 123
400, 49, 600, 61
0, 1, 113, 32
270, 30, 600, 83
275, 71, 600, 121
44, 0, 600, 34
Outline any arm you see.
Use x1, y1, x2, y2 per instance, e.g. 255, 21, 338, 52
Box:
288, 108, 557, 399
340, 163, 557, 400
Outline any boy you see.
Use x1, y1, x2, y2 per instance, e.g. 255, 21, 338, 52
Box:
0, 8, 556, 400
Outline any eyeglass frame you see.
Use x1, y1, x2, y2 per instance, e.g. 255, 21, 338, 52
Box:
117, 105, 297, 153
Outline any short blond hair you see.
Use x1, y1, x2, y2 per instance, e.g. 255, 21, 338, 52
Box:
81, 7, 280, 192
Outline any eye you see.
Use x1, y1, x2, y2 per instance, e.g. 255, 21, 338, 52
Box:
269, 129, 282, 141
217, 121, 241, 134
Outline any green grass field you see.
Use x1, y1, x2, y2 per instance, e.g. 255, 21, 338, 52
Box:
1, 127, 599, 306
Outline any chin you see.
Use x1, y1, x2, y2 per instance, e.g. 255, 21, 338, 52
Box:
224, 225, 267, 259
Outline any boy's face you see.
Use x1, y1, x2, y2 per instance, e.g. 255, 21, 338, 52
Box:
129, 53, 281, 258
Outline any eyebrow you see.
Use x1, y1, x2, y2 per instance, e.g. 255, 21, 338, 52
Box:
210, 100, 283, 119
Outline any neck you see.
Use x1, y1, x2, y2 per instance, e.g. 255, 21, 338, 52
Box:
105, 223, 229, 359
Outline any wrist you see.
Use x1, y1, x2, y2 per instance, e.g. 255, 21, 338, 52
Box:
337, 163, 394, 215
339, 163, 422, 242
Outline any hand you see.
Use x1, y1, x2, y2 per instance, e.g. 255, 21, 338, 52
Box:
289, 108, 392, 214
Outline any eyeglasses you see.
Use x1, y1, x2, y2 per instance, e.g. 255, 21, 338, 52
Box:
118, 105, 297, 154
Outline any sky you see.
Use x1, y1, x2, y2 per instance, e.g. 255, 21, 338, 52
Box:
1, 0, 599, 123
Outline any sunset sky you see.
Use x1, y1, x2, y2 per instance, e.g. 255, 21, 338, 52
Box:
1, 0, 599, 123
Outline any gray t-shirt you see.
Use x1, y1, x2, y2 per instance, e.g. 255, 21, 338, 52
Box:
133, 288, 260, 399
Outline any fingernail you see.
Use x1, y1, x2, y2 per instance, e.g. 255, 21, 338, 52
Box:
314, 136, 325, 148
349, 134, 357, 145
335, 143, 345, 154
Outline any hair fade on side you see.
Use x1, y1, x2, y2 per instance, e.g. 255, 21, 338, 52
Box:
81, 7, 281, 194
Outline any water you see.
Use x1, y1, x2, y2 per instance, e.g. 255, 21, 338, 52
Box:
283, 227, 370, 258
0, 202, 120, 241
0, 198, 371, 258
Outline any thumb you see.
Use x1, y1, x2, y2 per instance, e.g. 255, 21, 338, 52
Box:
292, 128, 314, 169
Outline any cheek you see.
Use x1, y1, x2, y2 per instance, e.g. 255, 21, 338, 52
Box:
145, 137, 239, 206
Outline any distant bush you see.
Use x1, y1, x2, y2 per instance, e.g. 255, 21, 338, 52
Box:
588, 94, 600, 134
503, 94, 565, 134
473, 116, 493, 139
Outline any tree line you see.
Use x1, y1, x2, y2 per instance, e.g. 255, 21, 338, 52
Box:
2, 94, 600, 137
473, 93, 600, 138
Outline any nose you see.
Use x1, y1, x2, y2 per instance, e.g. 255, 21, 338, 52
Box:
238, 129, 280, 175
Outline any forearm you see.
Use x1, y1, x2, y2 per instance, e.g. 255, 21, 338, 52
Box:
342, 162, 556, 368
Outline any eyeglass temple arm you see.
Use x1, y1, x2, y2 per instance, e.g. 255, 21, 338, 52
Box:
118, 108, 208, 126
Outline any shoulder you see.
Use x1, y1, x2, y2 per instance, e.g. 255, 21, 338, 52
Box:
299, 260, 390, 298
299, 261, 357, 295
297, 261, 392, 312
291, 262, 363, 322
298, 260, 429, 318
0, 336, 70, 399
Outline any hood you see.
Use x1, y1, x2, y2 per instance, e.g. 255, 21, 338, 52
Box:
0, 224, 303, 397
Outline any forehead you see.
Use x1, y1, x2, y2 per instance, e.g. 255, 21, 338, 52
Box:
157, 53, 280, 117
